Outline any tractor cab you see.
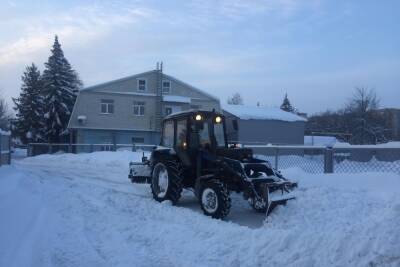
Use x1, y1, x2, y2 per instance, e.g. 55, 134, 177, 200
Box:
160, 110, 228, 166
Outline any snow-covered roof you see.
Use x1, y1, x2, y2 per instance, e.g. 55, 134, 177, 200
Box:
222, 104, 307, 122
163, 95, 191, 103
0, 129, 10, 135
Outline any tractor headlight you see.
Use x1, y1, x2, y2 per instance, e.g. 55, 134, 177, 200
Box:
195, 114, 202, 121
215, 116, 222, 123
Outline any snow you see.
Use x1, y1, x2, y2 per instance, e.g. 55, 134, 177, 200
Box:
223, 104, 307, 122
0, 129, 10, 135
1, 151, 400, 266
304, 135, 340, 146
162, 95, 191, 103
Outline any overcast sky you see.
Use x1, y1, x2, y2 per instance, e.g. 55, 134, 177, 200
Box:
0, 0, 399, 114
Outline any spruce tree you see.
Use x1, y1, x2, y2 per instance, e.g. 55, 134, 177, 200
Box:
280, 93, 295, 113
12, 63, 45, 143
42, 36, 82, 143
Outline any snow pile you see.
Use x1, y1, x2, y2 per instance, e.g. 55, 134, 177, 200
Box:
1, 151, 400, 266
304, 135, 351, 147
223, 104, 307, 122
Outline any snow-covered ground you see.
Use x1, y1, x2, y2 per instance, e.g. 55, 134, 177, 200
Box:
1, 151, 400, 267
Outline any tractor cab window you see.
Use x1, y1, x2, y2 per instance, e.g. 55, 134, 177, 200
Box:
213, 120, 226, 147
162, 120, 174, 147
189, 119, 211, 149
198, 122, 210, 147
176, 119, 187, 148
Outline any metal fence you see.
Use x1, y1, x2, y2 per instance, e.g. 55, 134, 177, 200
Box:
28, 143, 156, 157
27, 143, 400, 174
0, 132, 11, 166
246, 145, 400, 174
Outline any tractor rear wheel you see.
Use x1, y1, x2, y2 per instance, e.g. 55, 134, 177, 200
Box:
200, 180, 231, 219
151, 161, 182, 204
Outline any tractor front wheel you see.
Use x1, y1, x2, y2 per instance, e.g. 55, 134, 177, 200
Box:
200, 180, 231, 219
151, 162, 182, 204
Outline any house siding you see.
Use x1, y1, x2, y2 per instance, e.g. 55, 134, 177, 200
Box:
68, 69, 220, 146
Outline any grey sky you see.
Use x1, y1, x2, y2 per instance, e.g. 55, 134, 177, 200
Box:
0, 0, 399, 114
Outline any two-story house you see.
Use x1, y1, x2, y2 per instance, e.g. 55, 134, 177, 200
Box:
67, 67, 220, 146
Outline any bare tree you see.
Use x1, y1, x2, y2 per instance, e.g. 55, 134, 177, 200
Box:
345, 87, 379, 114
227, 93, 243, 105
0, 95, 11, 130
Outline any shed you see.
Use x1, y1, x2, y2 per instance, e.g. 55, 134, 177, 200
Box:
222, 104, 307, 145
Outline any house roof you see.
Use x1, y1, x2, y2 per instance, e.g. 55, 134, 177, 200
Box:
80, 70, 219, 102
222, 104, 307, 122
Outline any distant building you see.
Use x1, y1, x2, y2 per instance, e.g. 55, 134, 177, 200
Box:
222, 104, 307, 145
68, 67, 220, 146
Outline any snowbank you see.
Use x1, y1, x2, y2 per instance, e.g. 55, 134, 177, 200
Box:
1, 151, 399, 266
222, 104, 307, 122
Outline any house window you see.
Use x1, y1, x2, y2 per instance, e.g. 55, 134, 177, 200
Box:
137, 79, 146, 91
101, 99, 114, 114
165, 107, 172, 115
162, 80, 171, 93
132, 137, 145, 144
162, 120, 174, 148
133, 101, 145, 116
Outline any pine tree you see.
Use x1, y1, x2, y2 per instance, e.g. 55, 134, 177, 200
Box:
12, 63, 45, 143
42, 36, 82, 143
280, 93, 295, 113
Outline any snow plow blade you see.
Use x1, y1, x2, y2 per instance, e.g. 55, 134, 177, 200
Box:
266, 181, 297, 216
128, 161, 151, 184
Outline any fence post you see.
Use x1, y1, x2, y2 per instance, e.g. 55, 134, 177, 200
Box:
8, 135, 11, 164
0, 134, 2, 167
324, 147, 334, 173
132, 143, 136, 152
49, 144, 53, 154
90, 144, 94, 153
274, 148, 279, 170
27, 143, 32, 157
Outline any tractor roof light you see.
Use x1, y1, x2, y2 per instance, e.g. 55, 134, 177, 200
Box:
215, 116, 222, 123
195, 114, 203, 121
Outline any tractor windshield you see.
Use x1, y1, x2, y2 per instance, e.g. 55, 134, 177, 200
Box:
213, 120, 226, 147
190, 114, 226, 149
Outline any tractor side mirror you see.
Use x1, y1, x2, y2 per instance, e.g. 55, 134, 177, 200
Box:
232, 119, 238, 131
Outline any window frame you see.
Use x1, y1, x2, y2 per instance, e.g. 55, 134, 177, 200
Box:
100, 99, 114, 114
137, 78, 147, 91
162, 79, 171, 94
133, 101, 145, 116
